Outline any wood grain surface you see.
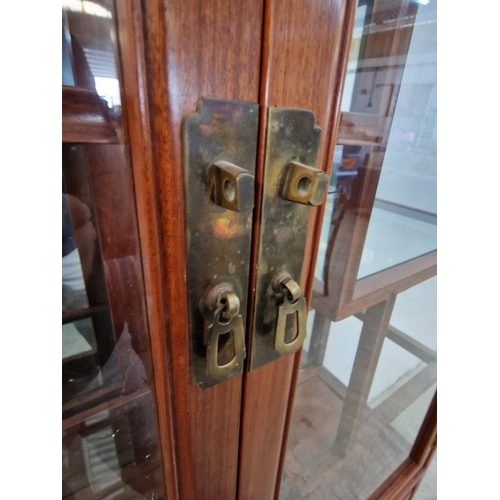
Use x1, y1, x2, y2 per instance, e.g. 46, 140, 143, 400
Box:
114, 1, 179, 496
238, 0, 357, 498
141, 1, 264, 498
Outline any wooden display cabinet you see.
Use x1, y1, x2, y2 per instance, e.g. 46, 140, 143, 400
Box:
61, 0, 437, 498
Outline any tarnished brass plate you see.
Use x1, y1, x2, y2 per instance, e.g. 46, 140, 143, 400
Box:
183, 98, 259, 387
250, 107, 323, 371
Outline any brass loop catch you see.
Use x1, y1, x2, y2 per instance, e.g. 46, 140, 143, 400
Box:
203, 283, 246, 382
272, 272, 307, 356
271, 271, 302, 302
219, 291, 240, 320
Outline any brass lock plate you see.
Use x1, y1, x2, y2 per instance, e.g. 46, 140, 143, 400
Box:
183, 98, 259, 387
250, 107, 325, 371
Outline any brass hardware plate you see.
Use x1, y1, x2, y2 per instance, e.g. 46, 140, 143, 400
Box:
183, 98, 259, 387
250, 107, 325, 371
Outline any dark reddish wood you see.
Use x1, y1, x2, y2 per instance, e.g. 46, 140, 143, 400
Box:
354, 311, 437, 364
113, 1, 179, 497
62, 145, 110, 309
85, 144, 156, 389
62, 388, 151, 431
63, 5, 170, 497
374, 464, 425, 500
62, 86, 119, 143
312, 0, 431, 323
141, 0, 264, 498
238, 0, 356, 498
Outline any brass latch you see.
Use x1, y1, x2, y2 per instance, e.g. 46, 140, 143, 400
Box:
203, 283, 246, 381
249, 107, 328, 371
183, 98, 258, 388
183, 100, 327, 383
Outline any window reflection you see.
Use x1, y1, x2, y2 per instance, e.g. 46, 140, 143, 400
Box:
282, 1, 437, 498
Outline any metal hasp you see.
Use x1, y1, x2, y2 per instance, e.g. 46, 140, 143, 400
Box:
183, 98, 259, 387
204, 283, 246, 381
250, 107, 328, 371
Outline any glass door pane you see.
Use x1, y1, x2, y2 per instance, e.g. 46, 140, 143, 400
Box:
62, 3, 166, 498
281, 0, 437, 498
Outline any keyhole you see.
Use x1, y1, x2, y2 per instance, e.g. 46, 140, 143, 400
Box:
298, 177, 311, 196
224, 180, 235, 201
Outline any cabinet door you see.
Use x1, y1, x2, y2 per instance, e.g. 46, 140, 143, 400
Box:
238, 0, 437, 499
62, 0, 437, 499
62, 2, 172, 498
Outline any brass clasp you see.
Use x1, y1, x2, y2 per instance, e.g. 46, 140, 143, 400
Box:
272, 272, 307, 356
204, 283, 246, 382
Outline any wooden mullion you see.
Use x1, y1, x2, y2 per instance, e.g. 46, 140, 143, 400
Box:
113, 1, 179, 497
237, 0, 359, 497
141, 0, 265, 497
354, 311, 437, 363
62, 86, 119, 144
62, 388, 150, 432
313, 251, 437, 322
332, 295, 396, 459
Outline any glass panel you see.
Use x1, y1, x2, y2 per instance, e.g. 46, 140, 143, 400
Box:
356, 0, 437, 278
282, 1, 437, 498
62, 3, 166, 498
282, 278, 437, 499
318, 0, 437, 281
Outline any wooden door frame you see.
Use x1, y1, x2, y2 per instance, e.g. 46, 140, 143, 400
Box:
237, 0, 359, 497
311, 0, 437, 323
238, 0, 437, 498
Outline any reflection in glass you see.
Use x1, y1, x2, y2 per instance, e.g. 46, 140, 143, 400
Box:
281, 1, 437, 498
283, 279, 436, 499
356, 0, 437, 278
62, 3, 166, 498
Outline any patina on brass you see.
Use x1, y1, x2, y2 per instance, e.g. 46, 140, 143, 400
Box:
250, 107, 326, 371
183, 98, 259, 387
